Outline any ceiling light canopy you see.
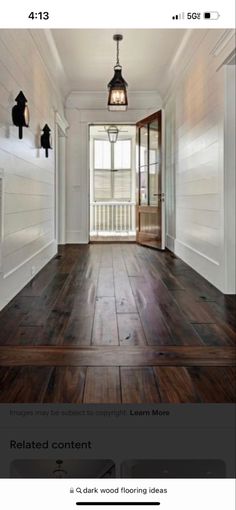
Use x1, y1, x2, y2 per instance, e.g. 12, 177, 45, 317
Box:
107, 34, 128, 111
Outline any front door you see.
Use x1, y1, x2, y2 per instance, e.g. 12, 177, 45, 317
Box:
136, 110, 165, 249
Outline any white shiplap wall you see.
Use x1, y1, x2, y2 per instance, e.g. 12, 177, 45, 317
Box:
0, 29, 65, 309
165, 30, 236, 292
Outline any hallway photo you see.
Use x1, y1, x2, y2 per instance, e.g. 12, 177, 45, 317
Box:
0, 28, 235, 403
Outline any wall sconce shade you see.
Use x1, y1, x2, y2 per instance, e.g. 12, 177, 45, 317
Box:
41, 124, 52, 158
107, 125, 119, 143
107, 35, 128, 111
12, 91, 29, 139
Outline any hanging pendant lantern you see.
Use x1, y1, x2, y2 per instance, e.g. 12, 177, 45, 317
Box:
107, 34, 128, 111
107, 125, 119, 143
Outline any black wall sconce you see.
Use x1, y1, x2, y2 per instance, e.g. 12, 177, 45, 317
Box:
12, 91, 30, 139
41, 124, 52, 158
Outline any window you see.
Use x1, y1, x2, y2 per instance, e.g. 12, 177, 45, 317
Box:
94, 139, 132, 201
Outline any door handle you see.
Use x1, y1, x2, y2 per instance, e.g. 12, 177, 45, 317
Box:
153, 193, 165, 196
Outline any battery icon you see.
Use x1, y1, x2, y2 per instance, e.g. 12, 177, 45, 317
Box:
204, 11, 220, 19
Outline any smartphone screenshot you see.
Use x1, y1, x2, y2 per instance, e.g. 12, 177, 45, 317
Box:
0, 1, 235, 508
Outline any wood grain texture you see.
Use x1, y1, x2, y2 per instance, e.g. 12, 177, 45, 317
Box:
187, 366, 236, 403
92, 297, 119, 345
0, 346, 234, 366
43, 367, 86, 403
0, 243, 235, 403
121, 367, 160, 403
84, 367, 121, 403
0, 366, 52, 403
117, 314, 147, 345
154, 366, 200, 403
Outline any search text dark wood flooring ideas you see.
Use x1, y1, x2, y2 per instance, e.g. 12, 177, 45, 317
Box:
0, 244, 235, 403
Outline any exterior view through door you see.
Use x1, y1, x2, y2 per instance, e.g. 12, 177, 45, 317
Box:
90, 125, 136, 241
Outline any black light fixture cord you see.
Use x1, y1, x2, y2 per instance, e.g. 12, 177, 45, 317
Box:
116, 39, 120, 66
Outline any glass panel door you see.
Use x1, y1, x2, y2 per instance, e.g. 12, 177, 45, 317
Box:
149, 119, 161, 206
136, 110, 164, 250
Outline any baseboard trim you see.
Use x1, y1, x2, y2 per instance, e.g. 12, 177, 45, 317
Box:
66, 230, 88, 244
3, 240, 57, 279
166, 234, 175, 252
175, 238, 223, 291
0, 240, 57, 311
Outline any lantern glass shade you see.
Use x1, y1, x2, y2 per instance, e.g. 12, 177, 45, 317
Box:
107, 125, 119, 143
107, 67, 128, 111
24, 105, 30, 127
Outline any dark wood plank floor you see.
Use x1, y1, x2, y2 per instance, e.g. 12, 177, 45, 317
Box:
0, 243, 235, 403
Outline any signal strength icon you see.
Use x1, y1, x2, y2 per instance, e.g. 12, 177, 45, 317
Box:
172, 12, 185, 20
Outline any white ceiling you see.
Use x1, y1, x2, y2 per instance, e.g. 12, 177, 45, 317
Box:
51, 29, 187, 96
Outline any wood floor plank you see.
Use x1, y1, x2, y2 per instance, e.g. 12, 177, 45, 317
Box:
0, 366, 52, 402
171, 290, 216, 324
187, 366, 236, 403
7, 326, 45, 346
114, 272, 137, 313
39, 310, 71, 345
193, 323, 236, 347
43, 367, 86, 403
18, 259, 58, 297
20, 274, 69, 327
100, 245, 113, 268
122, 244, 142, 276
139, 303, 175, 345
154, 367, 200, 403
97, 267, 114, 297
121, 367, 160, 403
117, 314, 147, 345
63, 316, 94, 346
0, 346, 234, 366
158, 302, 203, 346
84, 367, 121, 403
92, 297, 119, 345
0, 307, 25, 345
130, 277, 174, 345
112, 245, 127, 273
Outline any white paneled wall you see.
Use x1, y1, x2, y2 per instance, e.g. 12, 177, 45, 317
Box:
165, 30, 235, 292
0, 29, 65, 309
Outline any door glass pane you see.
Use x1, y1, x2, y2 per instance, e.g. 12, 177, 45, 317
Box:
94, 140, 111, 168
140, 166, 148, 205
140, 126, 148, 166
114, 140, 131, 169
149, 164, 160, 206
149, 120, 159, 165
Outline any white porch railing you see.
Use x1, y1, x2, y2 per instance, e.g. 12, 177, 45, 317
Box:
90, 202, 136, 236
